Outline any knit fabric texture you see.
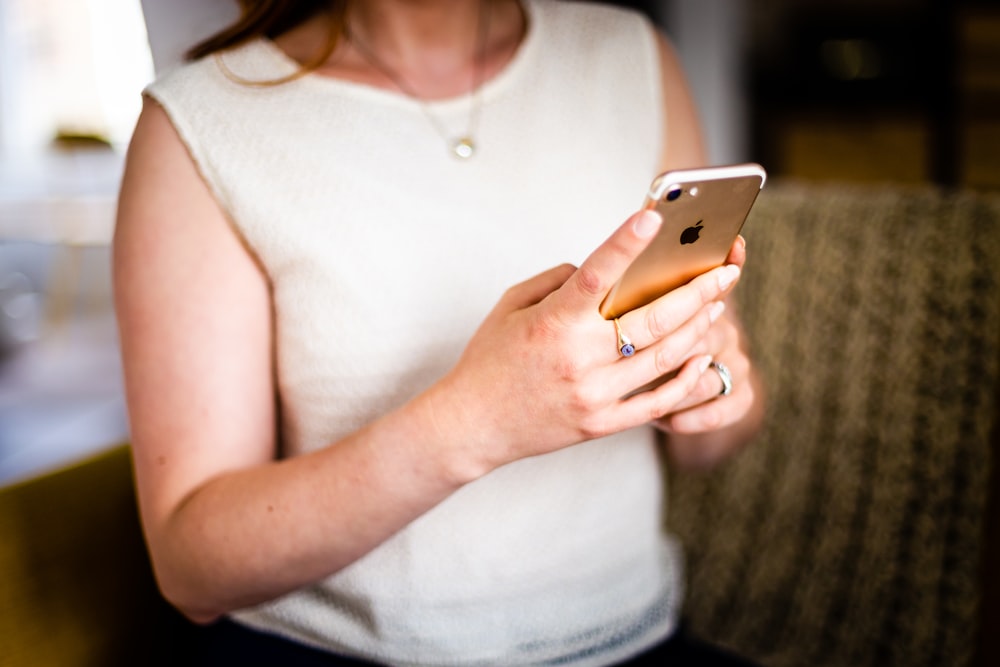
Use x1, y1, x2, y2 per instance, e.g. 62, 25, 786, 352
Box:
668, 181, 1000, 667
145, 2, 686, 665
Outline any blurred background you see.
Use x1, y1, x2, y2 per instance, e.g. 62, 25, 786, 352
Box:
0, 0, 997, 485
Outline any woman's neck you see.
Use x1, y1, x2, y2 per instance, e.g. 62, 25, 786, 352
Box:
276, 0, 525, 99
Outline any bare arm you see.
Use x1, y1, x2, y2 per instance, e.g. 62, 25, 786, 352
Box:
115, 98, 741, 623
115, 99, 483, 623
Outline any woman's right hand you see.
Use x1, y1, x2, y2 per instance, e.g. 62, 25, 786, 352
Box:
421, 208, 741, 480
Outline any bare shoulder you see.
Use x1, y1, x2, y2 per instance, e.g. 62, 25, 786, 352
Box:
117, 97, 217, 255
114, 95, 268, 349
115, 95, 263, 296
117, 96, 223, 240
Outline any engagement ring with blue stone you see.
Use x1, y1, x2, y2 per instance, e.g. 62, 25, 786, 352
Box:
614, 318, 635, 357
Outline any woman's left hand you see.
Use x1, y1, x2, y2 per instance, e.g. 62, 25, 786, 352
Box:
651, 236, 763, 466
652, 303, 755, 435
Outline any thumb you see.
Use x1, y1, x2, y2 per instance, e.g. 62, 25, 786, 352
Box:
553, 209, 662, 314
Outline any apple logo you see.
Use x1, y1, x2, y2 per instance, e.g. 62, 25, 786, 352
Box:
680, 221, 703, 245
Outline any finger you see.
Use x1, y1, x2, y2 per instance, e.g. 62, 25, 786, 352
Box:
617, 263, 739, 354
662, 352, 749, 423
614, 355, 716, 426
551, 209, 662, 314
659, 373, 755, 434
684, 359, 734, 409
725, 235, 747, 268
498, 263, 577, 312
602, 300, 724, 398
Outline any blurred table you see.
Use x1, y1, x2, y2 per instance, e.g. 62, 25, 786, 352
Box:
0, 147, 122, 243
0, 147, 129, 485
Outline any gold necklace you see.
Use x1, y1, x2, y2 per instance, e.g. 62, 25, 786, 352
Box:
344, 1, 490, 159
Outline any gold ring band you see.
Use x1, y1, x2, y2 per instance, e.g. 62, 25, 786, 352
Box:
614, 318, 636, 357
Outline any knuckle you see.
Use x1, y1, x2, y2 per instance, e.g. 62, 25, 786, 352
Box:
526, 312, 563, 347
574, 263, 608, 298
649, 374, 689, 416
499, 284, 520, 305
696, 276, 720, 304
689, 373, 711, 401
553, 356, 587, 384
651, 395, 682, 424
698, 404, 724, 430
568, 383, 603, 414
555, 262, 578, 277
644, 305, 677, 340
653, 346, 684, 376
577, 412, 609, 440
525, 317, 591, 381
697, 307, 716, 336
646, 401, 670, 424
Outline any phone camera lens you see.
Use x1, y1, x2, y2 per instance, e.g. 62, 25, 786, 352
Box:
665, 187, 682, 202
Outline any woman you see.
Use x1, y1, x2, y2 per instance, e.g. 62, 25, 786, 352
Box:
115, 1, 763, 664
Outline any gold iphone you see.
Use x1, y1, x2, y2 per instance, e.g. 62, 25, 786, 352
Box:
599, 163, 766, 320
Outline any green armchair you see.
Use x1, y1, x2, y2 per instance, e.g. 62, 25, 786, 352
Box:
0, 445, 191, 666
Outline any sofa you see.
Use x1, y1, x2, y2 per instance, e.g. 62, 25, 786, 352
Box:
668, 180, 1000, 667
0, 180, 997, 666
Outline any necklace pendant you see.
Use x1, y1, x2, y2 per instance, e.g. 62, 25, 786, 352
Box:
452, 137, 475, 159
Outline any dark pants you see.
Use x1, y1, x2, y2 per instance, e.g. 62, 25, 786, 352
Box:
180, 618, 760, 667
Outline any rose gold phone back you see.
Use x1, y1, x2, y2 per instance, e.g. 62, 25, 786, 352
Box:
599, 169, 763, 319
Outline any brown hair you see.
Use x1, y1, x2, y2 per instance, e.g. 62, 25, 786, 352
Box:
186, 0, 345, 80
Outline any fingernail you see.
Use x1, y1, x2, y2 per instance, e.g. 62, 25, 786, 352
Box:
709, 300, 726, 322
718, 265, 740, 290
699, 355, 713, 373
633, 210, 662, 238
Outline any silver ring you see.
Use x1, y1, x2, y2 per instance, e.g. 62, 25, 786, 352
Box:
710, 360, 733, 396
613, 318, 635, 357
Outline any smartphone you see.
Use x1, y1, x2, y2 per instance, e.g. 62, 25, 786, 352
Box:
598, 163, 766, 320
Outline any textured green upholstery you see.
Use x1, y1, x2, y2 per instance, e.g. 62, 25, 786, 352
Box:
668, 182, 1000, 667
0, 445, 185, 667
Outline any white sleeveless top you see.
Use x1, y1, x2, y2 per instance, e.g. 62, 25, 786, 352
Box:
146, 2, 683, 665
